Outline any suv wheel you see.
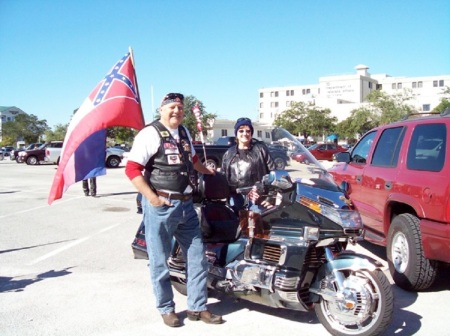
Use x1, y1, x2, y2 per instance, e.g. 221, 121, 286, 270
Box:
106, 155, 121, 168
26, 156, 39, 165
387, 213, 438, 291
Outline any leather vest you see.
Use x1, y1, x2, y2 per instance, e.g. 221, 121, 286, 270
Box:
144, 121, 195, 193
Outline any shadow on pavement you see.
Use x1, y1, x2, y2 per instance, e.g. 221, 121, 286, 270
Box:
0, 267, 74, 293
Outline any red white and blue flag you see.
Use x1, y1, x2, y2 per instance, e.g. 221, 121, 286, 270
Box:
48, 51, 145, 204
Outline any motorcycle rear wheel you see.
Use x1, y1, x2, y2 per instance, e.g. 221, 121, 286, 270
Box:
315, 269, 393, 336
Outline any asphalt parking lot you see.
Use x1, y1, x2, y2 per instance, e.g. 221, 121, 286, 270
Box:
0, 159, 449, 336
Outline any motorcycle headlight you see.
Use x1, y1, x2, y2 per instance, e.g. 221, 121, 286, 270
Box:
321, 206, 363, 229
304, 226, 320, 240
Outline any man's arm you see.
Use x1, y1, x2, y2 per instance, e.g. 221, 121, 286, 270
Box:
125, 160, 169, 207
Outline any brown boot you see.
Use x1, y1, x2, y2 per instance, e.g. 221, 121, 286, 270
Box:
187, 310, 223, 324
161, 312, 181, 327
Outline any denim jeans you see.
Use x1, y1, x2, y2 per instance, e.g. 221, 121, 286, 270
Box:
143, 196, 208, 314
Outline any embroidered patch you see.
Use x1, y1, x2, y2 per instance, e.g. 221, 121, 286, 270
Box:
167, 155, 181, 164
164, 143, 177, 149
160, 131, 170, 137
165, 148, 179, 155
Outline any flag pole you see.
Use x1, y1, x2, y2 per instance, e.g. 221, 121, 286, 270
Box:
129, 46, 145, 127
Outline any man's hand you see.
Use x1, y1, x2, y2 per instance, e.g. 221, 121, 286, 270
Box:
149, 194, 173, 207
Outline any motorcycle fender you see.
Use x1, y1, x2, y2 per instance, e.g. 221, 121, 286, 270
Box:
309, 251, 383, 302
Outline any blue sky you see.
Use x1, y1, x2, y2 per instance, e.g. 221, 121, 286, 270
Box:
1, 0, 449, 128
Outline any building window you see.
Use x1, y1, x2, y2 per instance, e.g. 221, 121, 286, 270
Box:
286, 101, 291, 107
260, 102, 264, 108
265, 132, 270, 139
306, 88, 310, 94
418, 81, 423, 88
422, 104, 431, 112
260, 92, 264, 98
397, 83, 402, 89
433, 80, 438, 87
221, 129, 227, 136
286, 89, 294, 96
368, 82, 372, 89
259, 112, 264, 119
412, 82, 417, 88
392, 83, 396, 89
439, 80, 444, 87
270, 91, 279, 97
257, 130, 262, 138
286, 90, 290, 96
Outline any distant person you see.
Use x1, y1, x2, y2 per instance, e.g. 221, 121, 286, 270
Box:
221, 117, 275, 213
136, 192, 142, 214
82, 177, 96, 197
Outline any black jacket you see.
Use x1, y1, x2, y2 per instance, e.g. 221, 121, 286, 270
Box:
221, 139, 275, 193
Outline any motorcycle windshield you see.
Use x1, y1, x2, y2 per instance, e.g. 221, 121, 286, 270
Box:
271, 127, 336, 188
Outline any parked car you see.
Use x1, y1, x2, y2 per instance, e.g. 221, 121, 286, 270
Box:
44, 145, 125, 168
328, 111, 450, 291
105, 147, 125, 168
1, 146, 14, 157
11, 143, 43, 162
215, 136, 236, 146
19, 141, 63, 165
291, 143, 346, 163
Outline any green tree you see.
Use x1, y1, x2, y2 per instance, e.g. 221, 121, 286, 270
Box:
45, 123, 68, 142
107, 127, 139, 145
273, 102, 310, 136
432, 86, 450, 113
304, 106, 337, 137
1, 114, 49, 144
365, 90, 413, 124
274, 102, 336, 139
153, 95, 216, 141
337, 106, 378, 139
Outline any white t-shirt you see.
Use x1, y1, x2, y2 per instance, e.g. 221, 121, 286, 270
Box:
128, 124, 197, 167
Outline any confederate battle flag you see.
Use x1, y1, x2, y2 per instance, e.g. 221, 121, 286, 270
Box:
48, 51, 145, 204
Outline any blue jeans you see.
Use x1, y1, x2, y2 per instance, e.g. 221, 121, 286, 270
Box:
143, 196, 208, 314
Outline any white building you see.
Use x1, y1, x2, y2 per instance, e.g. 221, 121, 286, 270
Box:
257, 65, 449, 123
209, 66, 449, 143
0, 106, 27, 143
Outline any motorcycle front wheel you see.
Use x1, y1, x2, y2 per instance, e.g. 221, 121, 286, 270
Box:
315, 269, 393, 336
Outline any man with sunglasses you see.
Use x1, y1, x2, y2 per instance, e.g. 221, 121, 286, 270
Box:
125, 93, 222, 327
221, 117, 276, 213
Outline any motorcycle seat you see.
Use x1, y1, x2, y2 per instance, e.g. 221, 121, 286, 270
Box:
200, 202, 240, 243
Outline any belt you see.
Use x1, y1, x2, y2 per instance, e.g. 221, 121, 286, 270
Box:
156, 190, 192, 201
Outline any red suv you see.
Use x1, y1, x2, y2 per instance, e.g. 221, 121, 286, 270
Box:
329, 112, 449, 291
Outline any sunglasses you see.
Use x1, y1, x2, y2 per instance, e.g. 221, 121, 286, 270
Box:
161, 93, 184, 106
237, 117, 251, 123
238, 129, 252, 134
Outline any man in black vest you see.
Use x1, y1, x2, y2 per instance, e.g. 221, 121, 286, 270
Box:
125, 93, 222, 327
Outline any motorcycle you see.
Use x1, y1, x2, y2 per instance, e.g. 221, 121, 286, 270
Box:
132, 127, 394, 336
